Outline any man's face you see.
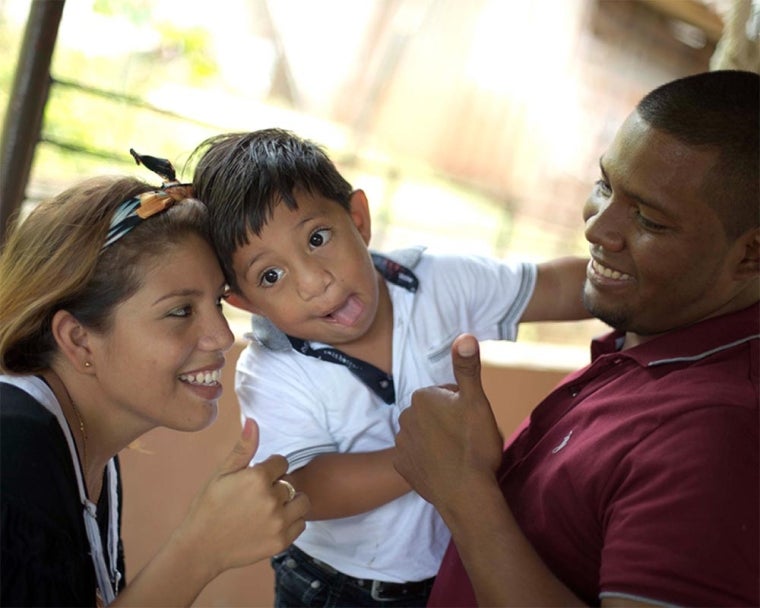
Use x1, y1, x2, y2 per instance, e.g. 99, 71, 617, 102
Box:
582, 111, 743, 343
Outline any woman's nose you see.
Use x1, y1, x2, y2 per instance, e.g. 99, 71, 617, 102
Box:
200, 310, 235, 353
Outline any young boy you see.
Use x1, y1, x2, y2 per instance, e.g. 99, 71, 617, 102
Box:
192, 128, 589, 607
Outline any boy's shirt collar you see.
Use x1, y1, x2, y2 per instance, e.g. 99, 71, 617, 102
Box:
369, 252, 419, 292
249, 249, 423, 404
286, 336, 396, 403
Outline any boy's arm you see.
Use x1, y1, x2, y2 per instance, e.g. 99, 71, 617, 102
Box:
237, 344, 410, 521
287, 448, 411, 520
520, 256, 590, 322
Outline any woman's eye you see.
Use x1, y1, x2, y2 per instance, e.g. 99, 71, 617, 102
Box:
168, 306, 192, 318
309, 228, 332, 249
594, 179, 612, 197
260, 267, 284, 287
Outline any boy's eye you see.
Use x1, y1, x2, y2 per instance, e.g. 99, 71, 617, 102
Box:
260, 267, 284, 287
309, 228, 332, 248
594, 179, 612, 197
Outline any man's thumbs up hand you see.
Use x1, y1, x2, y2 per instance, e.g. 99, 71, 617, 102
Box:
393, 334, 503, 509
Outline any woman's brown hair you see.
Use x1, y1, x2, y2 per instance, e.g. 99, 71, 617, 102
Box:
0, 175, 210, 373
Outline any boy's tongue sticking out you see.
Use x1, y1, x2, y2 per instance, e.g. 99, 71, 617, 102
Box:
327, 295, 364, 327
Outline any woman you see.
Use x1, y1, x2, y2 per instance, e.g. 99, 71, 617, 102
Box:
0, 153, 308, 606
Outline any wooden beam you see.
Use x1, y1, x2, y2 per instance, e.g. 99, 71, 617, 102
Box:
0, 0, 65, 246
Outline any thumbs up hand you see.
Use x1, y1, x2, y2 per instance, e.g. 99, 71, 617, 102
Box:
393, 334, 503, 509
174, 418, 309, 579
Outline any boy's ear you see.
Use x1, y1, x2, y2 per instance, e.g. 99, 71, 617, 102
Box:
225, 292, 260, 314
349, 189, 372, 245
50, 310, 94, 373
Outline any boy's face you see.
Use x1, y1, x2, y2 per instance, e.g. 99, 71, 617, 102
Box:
230, 189, 383, 348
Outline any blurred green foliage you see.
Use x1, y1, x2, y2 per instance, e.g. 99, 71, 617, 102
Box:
1, 0, 220, 195
93, 0, 152, 24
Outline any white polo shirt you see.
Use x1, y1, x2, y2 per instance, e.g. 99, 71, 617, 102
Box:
237, 247, 536, 583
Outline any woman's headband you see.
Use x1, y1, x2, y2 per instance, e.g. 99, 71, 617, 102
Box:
101, 149, 193, 250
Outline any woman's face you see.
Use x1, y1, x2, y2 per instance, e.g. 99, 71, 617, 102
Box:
87, 233, 235, 434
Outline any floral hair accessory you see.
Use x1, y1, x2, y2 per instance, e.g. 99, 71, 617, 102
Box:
101, 149, 194, 250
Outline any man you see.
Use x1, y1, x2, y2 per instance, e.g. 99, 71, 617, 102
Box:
393, 70, 759, 607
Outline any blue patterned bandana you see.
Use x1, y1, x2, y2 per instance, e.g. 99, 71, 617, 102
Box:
101, 149, 193, 251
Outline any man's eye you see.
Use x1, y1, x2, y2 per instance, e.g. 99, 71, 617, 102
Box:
260, 268, 284, 287
636, 212, 668, 231
309, 228, 332, 248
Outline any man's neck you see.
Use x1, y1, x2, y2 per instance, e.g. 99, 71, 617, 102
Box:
622, 294, 760, 351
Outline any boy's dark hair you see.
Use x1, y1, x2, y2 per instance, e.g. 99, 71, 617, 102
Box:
636, 70, 759, 238
190, 128, 354, 290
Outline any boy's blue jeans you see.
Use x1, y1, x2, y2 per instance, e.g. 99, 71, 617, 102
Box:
272, 545, 435, 607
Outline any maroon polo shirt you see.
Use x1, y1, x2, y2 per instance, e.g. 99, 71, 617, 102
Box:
430, 303, 759, 607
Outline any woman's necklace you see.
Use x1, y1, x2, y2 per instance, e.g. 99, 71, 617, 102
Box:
69, 395, 89, 473
50, 371, 89, 478
43, 372, 118, 603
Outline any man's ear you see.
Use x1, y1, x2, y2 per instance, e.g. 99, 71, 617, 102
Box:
50, 310, 94, 372
349, 189, 372, 245
225, 292, 260, 314
733, 227, 760, 279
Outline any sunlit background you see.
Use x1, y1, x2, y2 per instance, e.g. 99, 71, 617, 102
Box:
1, 0, 757, 369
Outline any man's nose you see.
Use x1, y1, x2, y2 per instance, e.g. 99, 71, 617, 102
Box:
584, 198, 625, 252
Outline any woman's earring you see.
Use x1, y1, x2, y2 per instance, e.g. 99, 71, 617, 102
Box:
84, 362, 92, 368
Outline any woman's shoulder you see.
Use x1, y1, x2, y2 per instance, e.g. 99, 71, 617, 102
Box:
1, 380, 81, 520
1, 380, 66, 458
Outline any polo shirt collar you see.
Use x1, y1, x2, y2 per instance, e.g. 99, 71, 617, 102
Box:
590, 302, 760, 367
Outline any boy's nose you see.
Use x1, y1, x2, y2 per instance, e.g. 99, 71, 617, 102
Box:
295, 262, 333, 300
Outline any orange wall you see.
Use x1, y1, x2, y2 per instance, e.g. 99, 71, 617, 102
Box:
119, 341, 568, 606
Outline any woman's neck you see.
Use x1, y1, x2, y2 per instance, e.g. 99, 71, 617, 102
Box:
42, 368, 107, 501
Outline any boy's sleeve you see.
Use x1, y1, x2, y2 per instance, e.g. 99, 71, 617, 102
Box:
235, 342, 338, 469
421, 253, 537, 341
